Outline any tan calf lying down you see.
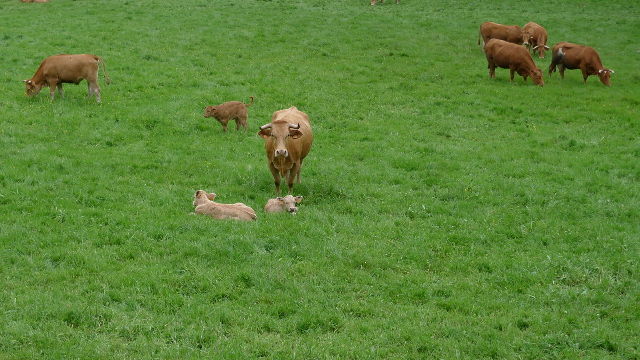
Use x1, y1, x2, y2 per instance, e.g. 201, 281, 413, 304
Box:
204, 96, 254, 132
264, 195, 303, 214
193, 190, 256, 221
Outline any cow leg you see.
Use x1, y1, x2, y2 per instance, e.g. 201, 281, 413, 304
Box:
487, 60, 495, 78
269, 163, 281, 195
239, 115, 248, 131
56, 83, 64, 98
296, 160, 303, 184
88, 81, 101, 103
287, 163, 300, 194
581, 68, 589, 84
48, 79, 57, 101
559, 65, 565, 79
509, 68, 515, 82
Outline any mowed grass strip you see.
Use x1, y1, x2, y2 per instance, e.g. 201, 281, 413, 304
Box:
0, 0, 638, 358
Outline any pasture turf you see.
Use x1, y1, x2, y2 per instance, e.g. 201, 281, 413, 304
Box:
0, 0, 638, 358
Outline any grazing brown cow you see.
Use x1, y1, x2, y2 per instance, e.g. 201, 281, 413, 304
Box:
258, 107, 313, 195
484, 39, 544, 86
192, 190, 257, 221
264, 195, 303, 214
522, 22, 550, 58
548, 42, 614, 86
24, 54, 110, 102
204, 96, 254, 132
370, 0, 399, 5
478, 22, 523, 46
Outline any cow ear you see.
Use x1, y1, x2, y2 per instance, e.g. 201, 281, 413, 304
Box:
258, 128, 271, 139
544, 45, 550, 49
294, 196, 303, 203
276, 197, 284, 201
289, 129, 303, 139
207, 193, 216, 201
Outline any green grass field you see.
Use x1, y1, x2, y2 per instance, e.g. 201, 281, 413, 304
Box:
1, 0, 638, 358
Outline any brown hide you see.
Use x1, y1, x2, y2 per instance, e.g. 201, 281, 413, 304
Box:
193, 190, 256, 221
203, 96, 254, 132
484, 39, 544, 86
522, 22, 549, 58
479, 22, 523, 45
258, 107, 313, 194
548, 42, 613, 86
24, 54, 110, 102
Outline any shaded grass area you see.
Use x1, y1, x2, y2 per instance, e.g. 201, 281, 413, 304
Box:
0, 0, 639, 358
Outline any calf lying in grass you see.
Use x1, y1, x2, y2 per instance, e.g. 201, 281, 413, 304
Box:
264, 195, 303, 214
193, 190, 256, 221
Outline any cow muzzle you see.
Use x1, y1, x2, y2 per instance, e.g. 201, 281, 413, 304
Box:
275, 149, 288, 158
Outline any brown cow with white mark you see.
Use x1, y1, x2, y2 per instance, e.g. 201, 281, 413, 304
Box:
24, 54, 110, 102
548, 42, 614, 86
484, 39, 544, 86
192, 190, 257, 221
522, 22, 550, 58
478, 22, 523, 46
258, 107, 313, 195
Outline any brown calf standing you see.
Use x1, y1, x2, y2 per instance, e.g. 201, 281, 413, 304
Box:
522, 22, 550, 58
479, 22, 523, 46
548, 42, 614, 86
484, 39, 544, 86
23, 54, 110, 102
204, 96, 254, 132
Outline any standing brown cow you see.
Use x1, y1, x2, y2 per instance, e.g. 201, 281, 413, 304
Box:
478, 22, 523, 46
522, 22, 550, 58
484, 39, 544, 86
548, 42, 614, 86
258, 107, 313, 195
24, 54, 110, 102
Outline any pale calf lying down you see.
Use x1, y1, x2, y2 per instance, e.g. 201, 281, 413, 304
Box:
264, 195, 303, 214
193, 190, 256, 221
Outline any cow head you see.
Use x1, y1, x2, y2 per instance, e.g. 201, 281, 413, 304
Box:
23, 79, 43, 96
533, 44, 550, 58
530, 68, 544, 86
276, 195, 303, 214
521, 31, 534, 47
598, 69, 614, 86
258, 122, 303, 158
193, 190, 216, 207
203, 106, 216, 118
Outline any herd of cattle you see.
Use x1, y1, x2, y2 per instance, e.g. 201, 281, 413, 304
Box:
479, 21, 614, 87
19, 7, 615, 220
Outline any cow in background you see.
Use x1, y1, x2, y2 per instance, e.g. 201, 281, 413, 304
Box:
548, 42, 614, 86
23, 54, 110, 102
522, 22, 550, 58
258, 107, 313, 195
479, 22, 523, 46
484, 39, 544, 86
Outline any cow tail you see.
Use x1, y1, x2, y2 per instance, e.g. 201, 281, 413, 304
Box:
246, 96, 254, 107
98, 57, 111, 85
